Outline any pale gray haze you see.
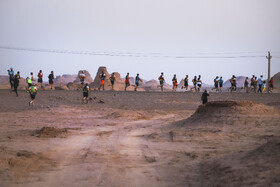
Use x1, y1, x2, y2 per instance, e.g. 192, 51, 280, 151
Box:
1, 0, 280, 84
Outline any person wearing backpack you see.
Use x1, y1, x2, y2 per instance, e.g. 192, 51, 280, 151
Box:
219, 77, 223, 92
214, 76, 219, 92
48, 71, 54, 90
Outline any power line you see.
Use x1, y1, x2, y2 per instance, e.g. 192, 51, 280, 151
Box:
0, 45, 266, 59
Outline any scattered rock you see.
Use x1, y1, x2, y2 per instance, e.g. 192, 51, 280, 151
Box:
144, 155, 156, 163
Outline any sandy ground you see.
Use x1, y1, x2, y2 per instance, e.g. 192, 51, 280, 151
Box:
0, 89, 280, 187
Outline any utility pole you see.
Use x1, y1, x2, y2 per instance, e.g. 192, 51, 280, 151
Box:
266, 51, 272, 93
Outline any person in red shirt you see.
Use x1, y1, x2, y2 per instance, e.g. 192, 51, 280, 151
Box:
37, 70, 43, 88
125, 73, 130, 91
269, 77, 274, 93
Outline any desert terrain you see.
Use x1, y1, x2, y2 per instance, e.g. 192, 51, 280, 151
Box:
0, 89, 280, 187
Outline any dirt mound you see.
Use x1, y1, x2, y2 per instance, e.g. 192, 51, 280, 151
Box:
199, 136, 280, 186
54, 84, 69, 90
0, 150, 55, 180
104, 110, 150, 120
67, 82, 81, 90
31, 127, 79, 138
177, 101, 279, 125
272, 72, 280, 88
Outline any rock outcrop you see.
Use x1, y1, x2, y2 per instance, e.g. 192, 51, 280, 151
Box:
73, 70, 94, 84
54, 74, 76, 85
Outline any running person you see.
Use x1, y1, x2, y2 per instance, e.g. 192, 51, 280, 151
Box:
262, 81, 266, 93
269, 77, 274, 93
172, 74, 178, 92
197, 75, 202, 92
230, 75, 236, 92
158, 72, 165, 92
30, 72, 35, 82
13, 74, 20, 96
253, 77, 258, 93
7, 68, 14, 90
26, 76, 32, 87
28, 84, 38, 107
250, 75, 255, 89
125, 73, 130, 91
214, 76, 219, 92
135, 73, 142, 91
219, 77, 223, 92
82, 83, 90, 104
191, 76, 197, 92
258, 75, 263, 93
183, 75, 189, 91
79, 71, 86, 87
48, 71, 54, 90
109, 73, 116, 90
37, 70, 43, 88
244, 77, 249, 93
99, 71, 106, 91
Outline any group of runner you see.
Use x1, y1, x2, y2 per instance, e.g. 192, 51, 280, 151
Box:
7, 68, 55, 106
7, 68, 275, 106
243, 75, 274, 93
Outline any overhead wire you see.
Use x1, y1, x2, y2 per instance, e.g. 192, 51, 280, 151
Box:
0, 45, 268, 59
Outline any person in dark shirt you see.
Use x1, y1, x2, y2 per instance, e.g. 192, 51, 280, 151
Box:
201, 90, 209, 104
48, 71, 54, 90
13, 74, 20, 96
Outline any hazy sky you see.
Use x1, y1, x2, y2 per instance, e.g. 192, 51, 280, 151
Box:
1, 0, 280, 84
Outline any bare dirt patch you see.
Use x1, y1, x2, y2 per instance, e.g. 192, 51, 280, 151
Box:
31, 127, 81, 138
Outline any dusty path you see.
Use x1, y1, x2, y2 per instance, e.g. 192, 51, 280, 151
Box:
17, 113, 185, 187
0, 90, 280, 186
